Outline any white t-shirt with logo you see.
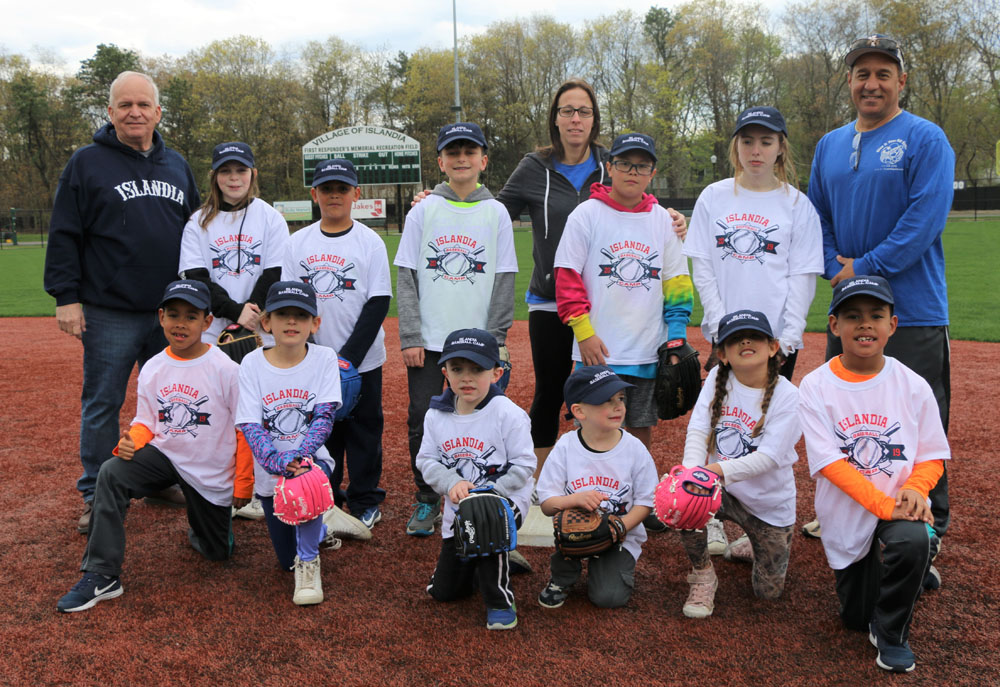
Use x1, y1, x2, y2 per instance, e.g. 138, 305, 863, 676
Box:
393, 195, 517, 351
554, 199, 688, 365
799, 356, 951, 569
684, 180, 823, 345
416, 395, 535, 540
133, 346, 241, 506
179, 198, 290, 342
684, 366, 801, 527
282, 221, 392, 372
536, 429, 658, 561
235, 344, 341, 498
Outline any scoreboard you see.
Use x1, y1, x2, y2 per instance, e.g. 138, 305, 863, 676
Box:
302, 127, 422, 187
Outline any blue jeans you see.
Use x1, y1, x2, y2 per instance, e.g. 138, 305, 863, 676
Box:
77, 305, 165, 502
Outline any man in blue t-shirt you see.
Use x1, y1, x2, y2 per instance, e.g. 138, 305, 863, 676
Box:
807, 34, 953, 564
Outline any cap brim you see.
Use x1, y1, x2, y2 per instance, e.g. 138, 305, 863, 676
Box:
212, 154, 254, 170
159, 294, 210, 310
437, 136, 487, 152
718, 322, 773, 343
610, 145, 657, 163
845, 47, 902, 68
829, 288, 894, 315
439, 349, 499, 369
571, 378, 635, 407
312, 173, 358, 188
265, 298, 317, 316
732, 120, 786, 137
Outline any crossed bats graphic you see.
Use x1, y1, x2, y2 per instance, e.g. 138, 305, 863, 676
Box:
834, 421, 902, 476
427, 242, 487, 284
599, 247, 659, 290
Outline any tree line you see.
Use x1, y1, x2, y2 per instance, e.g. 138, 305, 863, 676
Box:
2, 0, 998, 215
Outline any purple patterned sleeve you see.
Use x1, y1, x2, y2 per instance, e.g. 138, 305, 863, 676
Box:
294, 402, 335, 458
236, 422, 284, 475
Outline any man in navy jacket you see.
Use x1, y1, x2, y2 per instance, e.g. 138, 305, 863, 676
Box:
44, 71, 200, 533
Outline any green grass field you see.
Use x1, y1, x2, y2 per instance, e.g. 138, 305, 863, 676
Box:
2, 219, 996, 340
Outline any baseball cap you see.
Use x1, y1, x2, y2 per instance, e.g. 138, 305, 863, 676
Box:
717, 310, 774, 344
732, 107, 788, 137
844, 34, 905, 71
265, 281, 318, 316
564, 365, 635, 410
436, 122, 487, 152
211, 142, 254, 170
829, 275, 895, 315
610, 132, 657, 163
439, 328, 501, 369
312, 159, 359, 188
159, 279, 210, 311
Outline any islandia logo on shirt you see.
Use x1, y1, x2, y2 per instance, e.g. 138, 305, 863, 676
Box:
157, 384, 211, 437
713, 405, 758, 460
299, 254, 356, 301
834, 414, 908, 477
597, 241, 660, 290
567, 476, 631, 515
714, 214, 780, 263
425, 234, 487, 284
210, 233, 261, 278
439, 439, 507, 485
261, 389, 316, 440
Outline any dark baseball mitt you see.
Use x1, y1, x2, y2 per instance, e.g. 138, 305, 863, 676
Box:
552, 508, 627, 558
655, 340, 701, 420
452, 487, 517, 558
217, 323, 261, 364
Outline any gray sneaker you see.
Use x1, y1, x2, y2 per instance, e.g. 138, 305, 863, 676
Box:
538, 581, 568, 608
406, 499, 441, 536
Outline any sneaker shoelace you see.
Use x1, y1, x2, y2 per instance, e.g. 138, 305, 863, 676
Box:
72, 572, 102, 592
686, 573, 716, 607
415, 502, 435, 520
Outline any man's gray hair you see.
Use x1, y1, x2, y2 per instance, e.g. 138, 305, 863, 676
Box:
108, 71, 160, 107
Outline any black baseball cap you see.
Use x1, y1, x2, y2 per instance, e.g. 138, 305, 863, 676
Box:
439, 328, 501, 369
844, 34, 905, 71
159, 279, 210, 311
717, 310, 774, 343
312, 159, 359, 188
829, 275, 895, 315
212, 142, 254, 170
732, 107, 788, 137
564, 365, 634, 410
436, 122, 487, 152
610, 132, 657, 163
265, 281, 318, 316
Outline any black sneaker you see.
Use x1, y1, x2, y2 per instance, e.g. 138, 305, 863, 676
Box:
869, 622, 916, 673
57, 572, 123, 613
538, 580, 568, 608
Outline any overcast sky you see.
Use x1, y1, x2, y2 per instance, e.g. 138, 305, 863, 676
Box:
2, 0, 683, 72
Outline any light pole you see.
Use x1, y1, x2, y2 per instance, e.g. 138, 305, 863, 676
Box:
451, 0, 462, 122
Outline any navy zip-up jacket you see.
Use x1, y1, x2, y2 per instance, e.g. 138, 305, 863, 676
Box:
44, 123, 200, 312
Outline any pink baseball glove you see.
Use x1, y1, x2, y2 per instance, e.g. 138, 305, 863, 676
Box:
273, 459, 335, 525
653, 464, 722, 530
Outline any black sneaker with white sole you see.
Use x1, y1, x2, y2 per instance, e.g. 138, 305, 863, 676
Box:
538, 580, 568, 608
57, 572, 123, 613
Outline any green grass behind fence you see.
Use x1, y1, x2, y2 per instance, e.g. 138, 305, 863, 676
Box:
2, 220, 996, 341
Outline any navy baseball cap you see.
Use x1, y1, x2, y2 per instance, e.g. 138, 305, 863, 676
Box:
610, 132, 657, 163
732, 107, 788, 137
844, 34, 905, 70
564, 365, 634, 410
829, 275, 895, 315
439, 328, 501, 369
717, 310, 774, 343
265, 281, 318, 316
212, 142, 254, 170
312, 159, 359, 188
159, 279, 210, 311
436, 122, 487, 152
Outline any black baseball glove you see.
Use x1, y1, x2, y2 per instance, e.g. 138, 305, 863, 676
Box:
654, 340, 701, 420
217, 324, 261, 364
452, 487, 517, 558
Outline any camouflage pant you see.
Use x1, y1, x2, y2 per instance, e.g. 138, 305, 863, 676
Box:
679, 489, 793, 600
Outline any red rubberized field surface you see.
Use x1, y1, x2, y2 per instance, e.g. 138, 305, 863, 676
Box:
1, 317, 996, 686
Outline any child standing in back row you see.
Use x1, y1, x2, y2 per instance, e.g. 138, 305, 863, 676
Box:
394, 122, 518, 537
673, 310, 801, 620
799, 275, 948, 673
235, 281, 343, 606
283, 159, 392, 536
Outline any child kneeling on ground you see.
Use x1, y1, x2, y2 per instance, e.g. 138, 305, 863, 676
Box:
58, 280, 253, 613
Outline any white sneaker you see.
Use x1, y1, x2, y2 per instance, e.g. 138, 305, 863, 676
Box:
683, 567, 718, 619
233, 495, 265, 521
723, 534, 754, 564
706, 517, 728, 556
292, 556, 324, 605
321, 533, 342, 551
322, 506, 372, 540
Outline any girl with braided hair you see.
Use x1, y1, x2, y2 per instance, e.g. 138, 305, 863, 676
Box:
672, 310, 802, 619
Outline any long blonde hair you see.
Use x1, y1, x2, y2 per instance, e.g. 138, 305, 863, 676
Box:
728, 131, 799, 195
197, 166, 260, 229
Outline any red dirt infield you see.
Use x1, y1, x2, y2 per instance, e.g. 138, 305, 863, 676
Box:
1, 317, 996, 686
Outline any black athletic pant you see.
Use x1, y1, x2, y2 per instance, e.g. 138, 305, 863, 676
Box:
325, 366, 386, 514
826, 325, 951, 536
527, 310, 575, 448
81, 445, 233, 577
833, 519, 936, 644
406, 349, 445, 501
428, 538, 515, 610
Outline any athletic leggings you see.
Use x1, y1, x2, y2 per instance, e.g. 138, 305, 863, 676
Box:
680, 490, 793, 600
528, 310, 575, 448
